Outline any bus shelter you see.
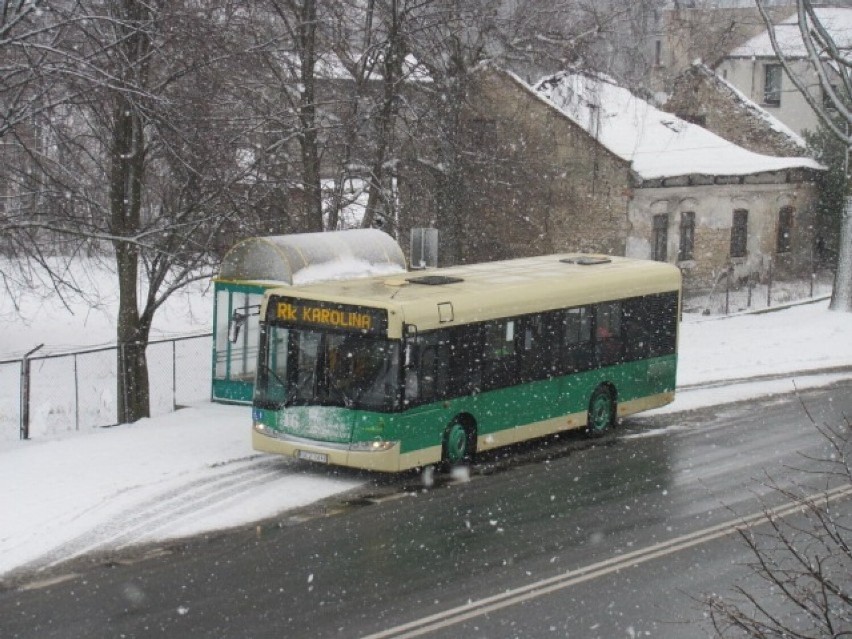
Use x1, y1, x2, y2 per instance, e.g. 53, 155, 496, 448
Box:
212, 229, 406, 404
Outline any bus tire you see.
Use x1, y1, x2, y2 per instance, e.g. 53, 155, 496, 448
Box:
586, 385, 615, 437
442, 419, 475, 467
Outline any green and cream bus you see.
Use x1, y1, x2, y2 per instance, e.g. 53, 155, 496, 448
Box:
251, 253, 681, 472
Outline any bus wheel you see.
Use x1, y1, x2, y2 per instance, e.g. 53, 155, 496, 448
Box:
443, 420, 474, 467
586, 386, 615, 437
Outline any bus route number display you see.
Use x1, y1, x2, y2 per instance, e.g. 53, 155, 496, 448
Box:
268, 296, 387, 335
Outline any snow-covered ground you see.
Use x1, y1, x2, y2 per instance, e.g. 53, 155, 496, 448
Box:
1, 270, 851, 583
0, 262, 213, 355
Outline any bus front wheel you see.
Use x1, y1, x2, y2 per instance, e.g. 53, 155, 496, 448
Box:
586, 386, 615, 437
443, 420, 475, 466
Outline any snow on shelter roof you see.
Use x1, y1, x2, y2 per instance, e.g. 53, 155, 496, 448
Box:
531, 70, 822, 181
728, 7, 852, 59
217, 229, 406, 285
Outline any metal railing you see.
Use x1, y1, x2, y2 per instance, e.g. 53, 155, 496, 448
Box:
684, 272, 834, 316
1, 333, 213, 442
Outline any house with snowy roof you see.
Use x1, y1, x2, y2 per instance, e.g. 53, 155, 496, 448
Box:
398, 66, 823, 292
715, 6, 852, 137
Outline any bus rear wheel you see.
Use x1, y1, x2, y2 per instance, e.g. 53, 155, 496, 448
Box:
586, 386, 615, 437
443, 420, 475, 467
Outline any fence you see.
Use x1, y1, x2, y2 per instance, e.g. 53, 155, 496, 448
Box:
683, 272, 834, 316
1, 333, 212, 442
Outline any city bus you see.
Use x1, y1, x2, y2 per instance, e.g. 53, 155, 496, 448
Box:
251, 253, 681, 472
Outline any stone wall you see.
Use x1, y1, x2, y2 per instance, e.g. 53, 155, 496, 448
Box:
715, 57, 823, 138
665, 65, 807, 157
448, 69, 635, 264
628, 178, 819, 291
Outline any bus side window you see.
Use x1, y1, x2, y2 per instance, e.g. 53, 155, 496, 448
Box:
647, 292, 678, 357
595, 301, 623, 366
519, 314, 552, 381
561, 307, 592, 373
622, 298, 650, 361
405, 333, 449, 404
482, 320, 516, 390
419, 346, 437, 399
449, 326, 482, 395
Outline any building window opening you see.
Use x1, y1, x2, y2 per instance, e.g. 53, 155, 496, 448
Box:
679, 211, 695, 262
777, 206, 794, 253
731, 209, 748, 258
764, 64, 782, 106
652, 213, 668, 262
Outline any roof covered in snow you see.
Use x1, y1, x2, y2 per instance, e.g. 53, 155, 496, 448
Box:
530, 70, 822, 181
728, 7, 852, 58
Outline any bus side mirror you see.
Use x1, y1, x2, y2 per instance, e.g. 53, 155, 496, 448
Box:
229, 311, 246, 343
228, 304, 261, 343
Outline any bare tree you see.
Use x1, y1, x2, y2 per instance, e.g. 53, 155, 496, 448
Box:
246, 0, 327, 233
358, 0, 407, 230
396, 1, 490, 264
3, 1, 261, 423
706, 416, 852, 638
319, 0, 413, 232
0, 0, 73, 140
240, 0, 420, 235
394, 0, 663, 266
756, 0, 852, 312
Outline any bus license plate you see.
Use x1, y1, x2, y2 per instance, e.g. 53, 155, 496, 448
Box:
297, 450, 328, 464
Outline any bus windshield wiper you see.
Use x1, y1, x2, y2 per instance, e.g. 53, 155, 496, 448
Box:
261, 363, 287, 390
258, 363, 291, 408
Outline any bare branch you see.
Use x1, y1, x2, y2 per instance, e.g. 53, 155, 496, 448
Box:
755, 0, 852, 145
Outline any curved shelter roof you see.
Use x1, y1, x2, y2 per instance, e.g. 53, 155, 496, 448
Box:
218, 229, 406, 285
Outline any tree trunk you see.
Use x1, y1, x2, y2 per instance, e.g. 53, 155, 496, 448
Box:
438, 169, 465, 266
830, 196, 852, 311
110, 90, 150, 423
362, 0, 402, 230
115, 241, 152, 424
436, 53, 468, 266
298, 0, 323, 232
107, 0, 154, 423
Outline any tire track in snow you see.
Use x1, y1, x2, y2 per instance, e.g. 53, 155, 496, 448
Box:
677, 365, 852, 392
20, 457, 294, 573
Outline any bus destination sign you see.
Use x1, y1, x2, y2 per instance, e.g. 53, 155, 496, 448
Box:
268, 296, 387, 335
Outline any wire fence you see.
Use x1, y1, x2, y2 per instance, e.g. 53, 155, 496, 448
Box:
0, 333, 212, 442
683, 272, 835, 316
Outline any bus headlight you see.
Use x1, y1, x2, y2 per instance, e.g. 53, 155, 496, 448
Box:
349, 440, 398, 452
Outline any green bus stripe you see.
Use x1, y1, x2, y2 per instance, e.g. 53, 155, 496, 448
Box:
352, 355, 676, 454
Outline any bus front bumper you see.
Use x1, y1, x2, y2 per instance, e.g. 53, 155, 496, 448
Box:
252, 423, 404, 473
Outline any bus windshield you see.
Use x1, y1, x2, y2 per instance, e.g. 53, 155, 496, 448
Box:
254, 325, 401, 411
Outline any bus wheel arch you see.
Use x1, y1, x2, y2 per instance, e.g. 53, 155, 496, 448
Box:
442, 414, 477, 466
586, 383, 617, 437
